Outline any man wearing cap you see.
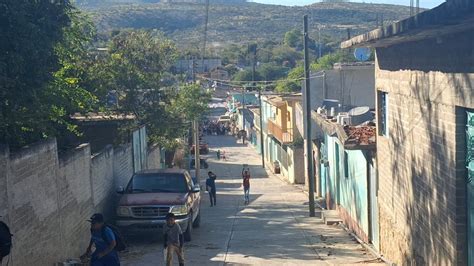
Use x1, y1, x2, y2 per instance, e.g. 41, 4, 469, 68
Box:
81, 213, 120, 266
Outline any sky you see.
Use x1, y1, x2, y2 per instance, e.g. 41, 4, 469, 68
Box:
250, 0, 445, 9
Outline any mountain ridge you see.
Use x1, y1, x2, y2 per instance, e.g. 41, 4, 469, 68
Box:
84, 1, 414, 49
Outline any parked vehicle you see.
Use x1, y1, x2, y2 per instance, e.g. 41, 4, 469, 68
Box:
115, 169, 201, 241
190, 142, 209, 154
218, 115, 231, 123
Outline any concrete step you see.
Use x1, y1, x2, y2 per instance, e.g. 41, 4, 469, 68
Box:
322, 210, 343, 225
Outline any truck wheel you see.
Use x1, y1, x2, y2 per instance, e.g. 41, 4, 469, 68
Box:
184, 214, 192, 242
192, 212, 201, 228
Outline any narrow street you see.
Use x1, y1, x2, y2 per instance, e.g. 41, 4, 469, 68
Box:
121, 135, 383, 265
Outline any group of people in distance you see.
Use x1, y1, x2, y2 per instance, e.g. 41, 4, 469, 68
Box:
203, 120, 229, 136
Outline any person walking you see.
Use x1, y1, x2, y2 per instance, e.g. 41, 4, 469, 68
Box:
216, 149, 221, 160
163, 213, 185, 266
242, 169, 251, 205
81, 213, 120, 266
206, 171, 217, 206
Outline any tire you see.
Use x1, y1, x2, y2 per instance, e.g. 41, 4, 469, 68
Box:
192, 212, 201, 228
184, 214, 193, 242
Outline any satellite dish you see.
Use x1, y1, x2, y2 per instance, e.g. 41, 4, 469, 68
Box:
354, 47, 371, 61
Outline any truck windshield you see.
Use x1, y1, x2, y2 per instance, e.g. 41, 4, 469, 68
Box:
127, 173, 188, 193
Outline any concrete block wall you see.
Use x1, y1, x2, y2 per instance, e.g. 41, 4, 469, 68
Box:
57, 144, 94, 259
0, 139, 160, 265
7, 139, 62, 266
0, 145, 9, 219
91, 145, 115, 218
375, 30, 474, 265
113, 144, 134, 188
309, 65, 375, 110
147, 144, 162, 170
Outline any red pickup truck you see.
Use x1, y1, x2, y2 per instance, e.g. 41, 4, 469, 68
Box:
115, 169, 201, 241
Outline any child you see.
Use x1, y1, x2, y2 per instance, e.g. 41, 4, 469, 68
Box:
206, 171, 217, 206
242, 169, 250, 205
163, 213, 184, 266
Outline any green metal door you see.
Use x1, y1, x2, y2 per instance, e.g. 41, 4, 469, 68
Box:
467, 111, 474, 265
335, 142, 340, 205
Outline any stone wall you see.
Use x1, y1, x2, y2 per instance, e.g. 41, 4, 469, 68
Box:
0, 139, 161, 265
375, 29, 474, 265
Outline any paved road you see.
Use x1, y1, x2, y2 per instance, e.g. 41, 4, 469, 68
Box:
121, 135, 383, 265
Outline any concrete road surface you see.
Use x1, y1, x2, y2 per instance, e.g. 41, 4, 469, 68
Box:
121, 135, 384, 266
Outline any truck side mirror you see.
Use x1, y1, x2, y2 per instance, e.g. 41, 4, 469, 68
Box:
116, 186, 125, 194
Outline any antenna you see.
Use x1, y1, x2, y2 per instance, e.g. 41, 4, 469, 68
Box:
354, 47, 371, 61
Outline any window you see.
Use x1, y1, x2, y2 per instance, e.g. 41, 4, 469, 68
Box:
287, 111, 291, 122
344, 151, 349, 179
378, 91, 389, 136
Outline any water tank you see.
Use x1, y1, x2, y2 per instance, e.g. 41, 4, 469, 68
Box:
348, 106, 372, 125
322, 99, 340, 111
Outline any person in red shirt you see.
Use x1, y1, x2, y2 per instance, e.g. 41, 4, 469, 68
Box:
242, 168, 250, 205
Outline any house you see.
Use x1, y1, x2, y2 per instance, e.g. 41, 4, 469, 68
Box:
298, 62, 376, 194
341, 0, 474, 264
308, 62, 375, 111
312, 110, 377, 245
261, 94, 305, 184
227, 92, 259, 113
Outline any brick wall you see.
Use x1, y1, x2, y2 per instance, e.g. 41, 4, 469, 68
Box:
375, 29, 474, 265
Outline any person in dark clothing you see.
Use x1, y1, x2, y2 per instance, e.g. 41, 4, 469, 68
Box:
206, 171, 217, 206
242, 169, 250, 205
163, 213, 184, 266
81, 213, 120, 266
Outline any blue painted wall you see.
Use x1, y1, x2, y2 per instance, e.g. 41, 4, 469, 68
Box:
324, 134, 369, 235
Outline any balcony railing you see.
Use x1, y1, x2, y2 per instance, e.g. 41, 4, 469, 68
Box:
267, 119, 293, 144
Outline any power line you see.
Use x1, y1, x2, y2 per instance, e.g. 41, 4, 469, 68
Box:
201, 71, 325, 84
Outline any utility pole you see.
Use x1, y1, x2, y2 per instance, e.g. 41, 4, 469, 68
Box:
258, 88, 265, 168
304, 15, 316, 217
194, 119, 200, 184
194, 0, 209, 184
318, 25, 322, 59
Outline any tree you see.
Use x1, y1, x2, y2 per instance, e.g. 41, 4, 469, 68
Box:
233, 69, 261, 82
0, 1, 100, 148
257, 63, 289, 81
275, 80, 301, 93
284, 29, 302, 49
271, 46, 302, 68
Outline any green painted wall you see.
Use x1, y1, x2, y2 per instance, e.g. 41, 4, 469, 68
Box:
326, 135, 369, 235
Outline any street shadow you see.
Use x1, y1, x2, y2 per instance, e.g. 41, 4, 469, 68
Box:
120, 135, 368, 265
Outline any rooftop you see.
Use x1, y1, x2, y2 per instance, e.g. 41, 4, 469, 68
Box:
312, 111, 376, 150
341, 0, 474, 48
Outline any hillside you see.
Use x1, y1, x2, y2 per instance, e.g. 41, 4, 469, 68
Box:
84, 2, 412, 49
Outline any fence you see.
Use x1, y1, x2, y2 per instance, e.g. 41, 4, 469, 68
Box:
0, 138, 161, 266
